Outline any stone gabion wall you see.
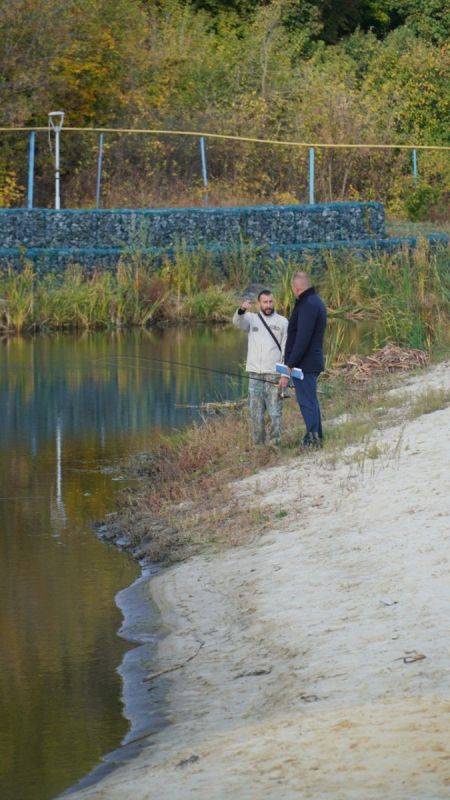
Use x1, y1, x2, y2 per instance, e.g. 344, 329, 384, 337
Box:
0, 202, 387, 272
0, 201, 446, 273
0, 202, 385, 249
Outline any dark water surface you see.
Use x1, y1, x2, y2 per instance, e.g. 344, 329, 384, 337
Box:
0, 321, 375, 800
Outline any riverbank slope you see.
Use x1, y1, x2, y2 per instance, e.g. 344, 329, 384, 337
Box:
71, 361, 450, 800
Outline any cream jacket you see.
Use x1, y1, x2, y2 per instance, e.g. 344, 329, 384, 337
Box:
232, 309, 288, 374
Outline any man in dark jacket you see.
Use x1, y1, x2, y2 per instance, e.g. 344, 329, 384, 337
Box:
279, 271, 327, 447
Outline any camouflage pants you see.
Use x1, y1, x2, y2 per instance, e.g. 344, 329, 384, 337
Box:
248, 372, 282, 446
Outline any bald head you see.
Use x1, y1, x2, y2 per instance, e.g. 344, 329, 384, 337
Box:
292, 271, 311, 298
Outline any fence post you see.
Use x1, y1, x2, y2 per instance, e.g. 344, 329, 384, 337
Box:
412, 148, 418, 183
96, 133, 104, 208
199, 136, 208, 204
308, 147, 315, 204
27, 131, 36, 209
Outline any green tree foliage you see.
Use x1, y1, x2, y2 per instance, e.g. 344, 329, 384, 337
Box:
189, 0, 449, 42
364, 28, 449, 143
0, 0, 448, 218
386, 0, 449, 44
0, 0, 149, 126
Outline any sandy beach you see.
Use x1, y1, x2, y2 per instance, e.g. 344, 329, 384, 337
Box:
70, 362, 450, 800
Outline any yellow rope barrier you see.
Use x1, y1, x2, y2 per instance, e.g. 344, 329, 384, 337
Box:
0, 126, 448, 151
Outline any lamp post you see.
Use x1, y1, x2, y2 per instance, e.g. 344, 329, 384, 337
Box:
48, 111, 65, 209
27, 131, 36, 209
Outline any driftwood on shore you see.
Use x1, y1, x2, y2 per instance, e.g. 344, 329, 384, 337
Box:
143, 641, 205, 682
332, 345, 429, 381
175, 399, 247, 414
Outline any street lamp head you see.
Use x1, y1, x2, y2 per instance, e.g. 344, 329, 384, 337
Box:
48, 111, 65, 131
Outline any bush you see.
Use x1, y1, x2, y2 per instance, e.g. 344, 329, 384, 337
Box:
184, 287, 236, 321
404, 182, 442, 222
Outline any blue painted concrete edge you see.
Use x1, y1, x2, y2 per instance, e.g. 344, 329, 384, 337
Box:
0, 233, 447, 262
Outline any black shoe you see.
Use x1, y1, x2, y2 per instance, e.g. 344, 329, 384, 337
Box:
301, 432, 323, 450
301, 432, 314, 448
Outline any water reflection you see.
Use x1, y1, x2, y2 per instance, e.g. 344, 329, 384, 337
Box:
0, 326, 248, 800
0, 328, 248, 449
0, 437, 137, 800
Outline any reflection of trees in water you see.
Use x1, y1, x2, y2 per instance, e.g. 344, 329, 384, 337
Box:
0, 437, 134, 669
0, 435, 136, 800
0, 326, 250, 800
0, 328, 247, 447
0, 323, 379, 447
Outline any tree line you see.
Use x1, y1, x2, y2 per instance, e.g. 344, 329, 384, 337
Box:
0, 0, 448, 217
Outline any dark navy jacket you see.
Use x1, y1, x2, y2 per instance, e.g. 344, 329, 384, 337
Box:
284, 287, 327, 373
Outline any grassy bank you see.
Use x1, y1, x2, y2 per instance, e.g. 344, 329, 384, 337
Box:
104, 353, 449, 566
1, 241, 448, 351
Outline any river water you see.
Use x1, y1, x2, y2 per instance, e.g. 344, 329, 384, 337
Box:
0, 322, 375, 800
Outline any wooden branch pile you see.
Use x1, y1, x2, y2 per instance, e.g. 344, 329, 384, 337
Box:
333, 345, 429, 381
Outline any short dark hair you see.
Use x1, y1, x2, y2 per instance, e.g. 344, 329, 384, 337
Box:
257, 289, 273, 300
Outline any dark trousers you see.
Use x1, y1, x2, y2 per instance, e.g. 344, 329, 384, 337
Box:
293, 373, 322, 438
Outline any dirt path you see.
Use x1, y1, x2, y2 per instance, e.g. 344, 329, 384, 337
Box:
71, 363, 450, 800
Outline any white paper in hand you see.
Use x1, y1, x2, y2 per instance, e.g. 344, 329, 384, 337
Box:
276, 363, 304, 381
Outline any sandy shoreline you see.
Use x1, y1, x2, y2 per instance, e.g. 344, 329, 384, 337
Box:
70, 362, 450, 800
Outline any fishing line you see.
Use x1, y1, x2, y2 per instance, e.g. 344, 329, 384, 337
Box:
96, 357, 250, 405
0, 496, 47, 501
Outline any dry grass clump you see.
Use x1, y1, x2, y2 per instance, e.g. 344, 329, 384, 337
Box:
408, 387, 450, 419
114, 410, 282, 563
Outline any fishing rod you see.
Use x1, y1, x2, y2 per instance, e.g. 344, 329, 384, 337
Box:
2, 356, 281, 385
0, 355, 292, 386
93, 355, 281, 385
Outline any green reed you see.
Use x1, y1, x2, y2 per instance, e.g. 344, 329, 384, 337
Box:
0, 264, 36, 333
271, 240, 449, 350
0, 241, 448, 348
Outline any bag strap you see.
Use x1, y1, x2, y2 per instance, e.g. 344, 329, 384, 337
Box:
257, 312, 282, 352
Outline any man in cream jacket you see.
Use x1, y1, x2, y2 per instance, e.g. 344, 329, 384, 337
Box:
233, 289, 288, 447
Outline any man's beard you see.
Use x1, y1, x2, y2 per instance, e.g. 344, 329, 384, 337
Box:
262, 308, 275, 316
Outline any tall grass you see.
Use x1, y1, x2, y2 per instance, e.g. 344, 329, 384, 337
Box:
271, 240, 449, 350
0, 253, 235, 333
0, 241, 448, 347
0, 264, 35, 333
